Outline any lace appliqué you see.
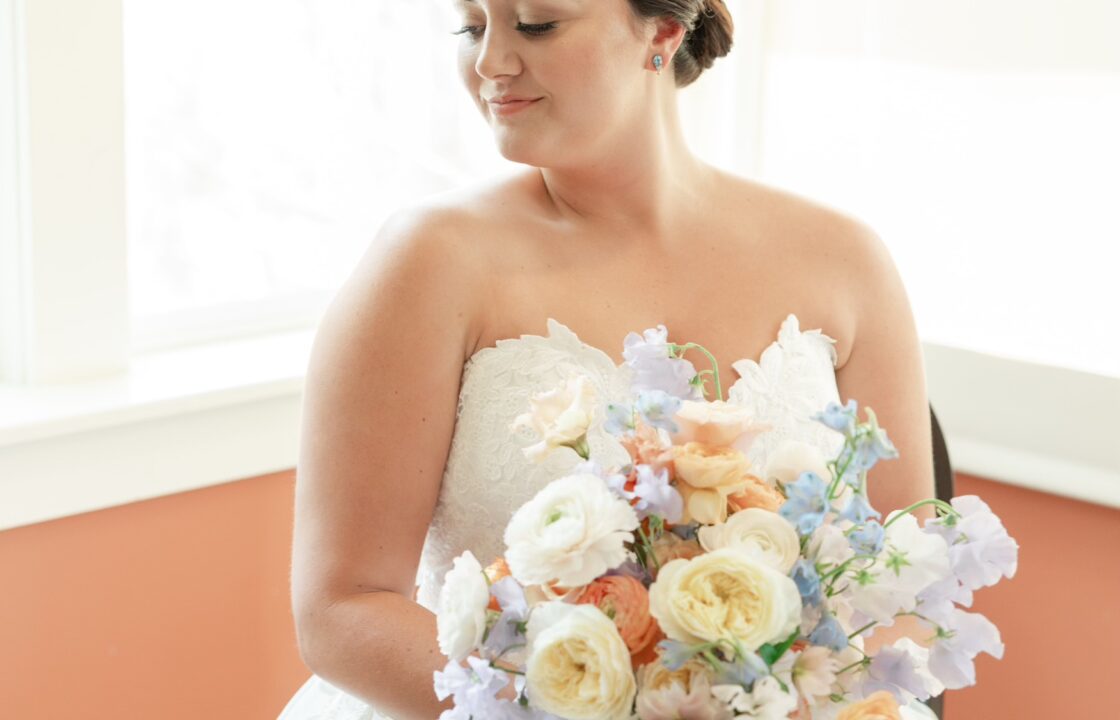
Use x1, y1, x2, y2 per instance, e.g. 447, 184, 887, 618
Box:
728, 313, 845, 471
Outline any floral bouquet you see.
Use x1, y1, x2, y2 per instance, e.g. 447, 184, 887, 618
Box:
432, 324, 1018, 719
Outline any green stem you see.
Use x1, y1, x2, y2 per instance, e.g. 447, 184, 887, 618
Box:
847, 620, 877, 639
883, 498, 959, 528
674, 342, 723, 402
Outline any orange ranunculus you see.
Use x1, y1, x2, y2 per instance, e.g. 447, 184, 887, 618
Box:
630, 624, 666, 670
836, 691, 902, 720
574, 575, 659, 656
650, 532, 704, 578
727, 474, 786, 513
484, 558, 510, 610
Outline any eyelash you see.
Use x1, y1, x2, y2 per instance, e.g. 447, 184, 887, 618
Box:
451, 22, 557, 39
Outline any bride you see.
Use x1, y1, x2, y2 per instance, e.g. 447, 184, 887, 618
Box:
281, 0, 936, 718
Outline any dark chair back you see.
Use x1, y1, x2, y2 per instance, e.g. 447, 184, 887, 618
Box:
926, 403, 953, 719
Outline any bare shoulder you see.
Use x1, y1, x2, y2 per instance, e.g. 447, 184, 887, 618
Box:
715, 170, 897, 367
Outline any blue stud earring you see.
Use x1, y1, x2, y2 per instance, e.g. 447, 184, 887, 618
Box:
653, 54, 663, 76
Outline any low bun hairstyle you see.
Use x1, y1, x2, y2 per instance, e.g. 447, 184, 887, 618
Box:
627, 0, 734, 88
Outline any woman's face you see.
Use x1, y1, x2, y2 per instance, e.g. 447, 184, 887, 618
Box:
452, 0, 660, 167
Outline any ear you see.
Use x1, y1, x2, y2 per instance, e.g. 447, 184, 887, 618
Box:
649, 16, 687, 61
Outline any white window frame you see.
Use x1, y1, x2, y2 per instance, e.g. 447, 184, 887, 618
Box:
0, 0, 1116, 532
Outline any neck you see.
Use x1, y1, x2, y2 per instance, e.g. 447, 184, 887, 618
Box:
535, 90, 712, 245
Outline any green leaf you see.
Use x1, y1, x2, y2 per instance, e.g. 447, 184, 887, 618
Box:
758, 627, 801, 666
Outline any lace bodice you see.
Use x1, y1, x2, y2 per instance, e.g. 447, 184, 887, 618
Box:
278, 313, 846, 720
411, 313, 844, 612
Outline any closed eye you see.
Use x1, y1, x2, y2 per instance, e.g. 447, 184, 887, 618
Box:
451, 22, 558, 39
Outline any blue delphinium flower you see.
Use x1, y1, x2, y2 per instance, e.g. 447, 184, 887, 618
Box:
634, 389, 682, 433
603, 402, 635, 436
632, 464, 684, 523
657, 639, 700, 671
848, 520, 886, 556
623, 325, 702, 400
712, 650, 770, 688
791, 559, 823, 607
779, 471, 831, 536
839, 491, 881, 525
808, 612, 849, 652
812, 399, 859, 437
849, 408, 900, 472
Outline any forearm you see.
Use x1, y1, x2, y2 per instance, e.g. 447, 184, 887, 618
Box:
302, 590, 454, 719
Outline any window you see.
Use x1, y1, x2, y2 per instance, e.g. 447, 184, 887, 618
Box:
754, 0, 1120, 378
122, 0, 517, 351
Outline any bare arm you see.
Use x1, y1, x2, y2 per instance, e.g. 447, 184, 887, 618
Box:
834, 223, 938, 654
290, 206, 486, 718
834, 224, 936, 521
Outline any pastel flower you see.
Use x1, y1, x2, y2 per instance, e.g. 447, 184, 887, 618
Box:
510, 374, 598, 463
624, 324, 702, 400
632, 464, 684, 523
481, 576, 530, 660
812, 399, 859, 438
433, 655, 511, 718
847, 513, 951, 624
672, 442, 752, 525
648, 548, 801, 650
697, 507, 801, 573
650, 532, 704, 574
635, 656, 731, 720
618, 420, 677, 479
849, 407, 899, 472
839, 492, 881, 525
504, 473, 640, 588
925, 496, 1018, 592
791, 558, 823, 607
710, 676, 798, 720
436, 551, 491, 662
779, 471, 831, 536
727, 475, 787, 513
762, 439, 832, 490
848, 520, 886, 556
807, 523, 855, 568
670, 399, 770, 451
791, 646, 840, 706
525, 601, 637, 720
808, 611, 848, 652
636, 389, 683, 434
927, 608, 1004, 690
575, 574, 659, 656
862, 643, 932, 702
835, 691, 902, 720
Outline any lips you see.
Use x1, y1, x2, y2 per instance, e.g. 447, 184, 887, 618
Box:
488, 97, 542, 116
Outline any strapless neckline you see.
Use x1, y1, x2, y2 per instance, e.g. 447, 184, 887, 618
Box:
461, 313, 841, 384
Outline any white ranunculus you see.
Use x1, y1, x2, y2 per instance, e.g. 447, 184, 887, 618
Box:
504, 473, 640, 588
762, 439, 831, 489
525, 601, 637, 720
697, 508, 801, 573
435, 550, 491, 662
649, 548, 802, 650
510, 373, 598, 463
847, 513, 951, 624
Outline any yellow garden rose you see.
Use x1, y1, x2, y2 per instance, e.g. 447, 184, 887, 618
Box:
525, 602, 637, 720
836, 691, 902, 720
647, 548, 801, 651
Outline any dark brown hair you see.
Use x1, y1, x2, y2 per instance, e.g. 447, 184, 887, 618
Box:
627, 0, 734, 88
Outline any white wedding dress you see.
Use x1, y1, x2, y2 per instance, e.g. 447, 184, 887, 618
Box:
277, 314, 935, 720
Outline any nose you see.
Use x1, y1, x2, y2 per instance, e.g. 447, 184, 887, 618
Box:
473, 26, 522, 81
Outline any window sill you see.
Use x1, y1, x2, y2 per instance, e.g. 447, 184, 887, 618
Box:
0, 329, 313, 530
0, 333, 1116, 531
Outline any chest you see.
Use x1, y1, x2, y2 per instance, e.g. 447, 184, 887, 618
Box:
472, 218, 855, 387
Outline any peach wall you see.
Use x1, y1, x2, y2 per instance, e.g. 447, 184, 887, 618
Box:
0, 470, 1116, 719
